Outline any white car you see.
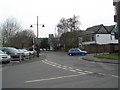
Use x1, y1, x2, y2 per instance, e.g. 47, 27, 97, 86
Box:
18, 49, 31, 59
0, 50, 11, 64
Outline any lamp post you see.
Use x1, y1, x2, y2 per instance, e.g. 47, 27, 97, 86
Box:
30, 16, 45, 57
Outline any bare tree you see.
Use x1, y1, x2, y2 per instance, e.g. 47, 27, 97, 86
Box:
0, 26, 2, 46
9, 29, 35, 48
57, 18, 69, 37
1, 17, 21, 46
67, 15, 80, 32
57, 15, 81, 37
56, 15, 81, 50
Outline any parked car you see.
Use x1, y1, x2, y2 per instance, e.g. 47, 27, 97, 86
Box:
29, 50, 37, 57
26, 48, 37, 57
0, 50, 11, 64
68, 48, 87, 56
0, 47, 24, 61
18, 49, 31, 59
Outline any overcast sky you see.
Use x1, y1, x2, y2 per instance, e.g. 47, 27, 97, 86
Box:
0, 0, 115, 38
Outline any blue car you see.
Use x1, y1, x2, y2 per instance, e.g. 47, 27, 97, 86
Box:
68, 48, 87, 56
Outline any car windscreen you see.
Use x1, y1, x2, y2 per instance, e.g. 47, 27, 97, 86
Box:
18, 49, 24, 52
0, 50, 4, 54
7, 48, 19, 53
22, 49, 28, 52
69, 49, 75, 51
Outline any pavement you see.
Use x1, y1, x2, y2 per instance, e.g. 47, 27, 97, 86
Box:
82, 54, 120, 64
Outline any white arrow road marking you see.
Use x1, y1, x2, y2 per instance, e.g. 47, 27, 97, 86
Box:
25, 74, 86, 83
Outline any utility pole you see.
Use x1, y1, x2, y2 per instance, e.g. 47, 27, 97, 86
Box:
30, 16, 45, 57
36, 16, 39, 57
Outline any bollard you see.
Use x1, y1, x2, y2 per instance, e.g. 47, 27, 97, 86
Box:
19, 55, 22, 62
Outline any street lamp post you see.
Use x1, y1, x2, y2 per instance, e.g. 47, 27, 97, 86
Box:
30, 16, 45, 57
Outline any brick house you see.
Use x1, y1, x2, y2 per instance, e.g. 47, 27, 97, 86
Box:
79, 24, 118, 53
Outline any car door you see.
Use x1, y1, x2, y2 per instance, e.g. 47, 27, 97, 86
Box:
75, 49, 80, 54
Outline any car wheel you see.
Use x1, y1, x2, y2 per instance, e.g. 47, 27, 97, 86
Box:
81, 53, 84, 56
2, 62, 6, 64
69, 53, 73, 56
6, 61, 10, 63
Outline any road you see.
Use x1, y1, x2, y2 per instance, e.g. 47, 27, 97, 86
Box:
2, 51, 119, 88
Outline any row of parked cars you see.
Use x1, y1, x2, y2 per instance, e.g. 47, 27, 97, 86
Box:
0, 47, 37, 64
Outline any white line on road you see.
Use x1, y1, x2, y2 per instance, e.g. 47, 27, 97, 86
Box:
111, 75, 119, 78
52, 65, 56, 67
25, 74, 84, 83
42, 59, 119, 78
57, 66, 62, 68
75, 69, 83, 71
84, 71, 94, 74
77, 72, 86, 74
68, 67, 74, 69
62, 66, 67, 68
62, 68, 68, 70
69, 70, 76, 72
98, 73, 106, 76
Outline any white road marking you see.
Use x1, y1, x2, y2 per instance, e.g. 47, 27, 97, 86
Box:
111, 75, 119, 78
25, 74, 84, 83
68, 67, 74, 69
84, 71, 93, 74
69, 70, 76, 72
62, 68, 68, 70
98, 73, 106, 76
77, 72, 86, 74
57, 66, 62, 68
62, 66, 67, 68
52, 65, 56, 67
46, 63, 53, 65
42, 59, 119, 78
56, 64, 62, 66
75, 69, 83, 71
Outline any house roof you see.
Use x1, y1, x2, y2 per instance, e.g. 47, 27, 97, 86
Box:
86, 24, 103, 34
85, 24, 115, 34
104, 25, 115, 33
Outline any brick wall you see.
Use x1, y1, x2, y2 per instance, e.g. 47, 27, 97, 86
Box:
84, 44, 118, 53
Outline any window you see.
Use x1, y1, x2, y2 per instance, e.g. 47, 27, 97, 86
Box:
97, 35, 99, 37
91, 35, 95, 41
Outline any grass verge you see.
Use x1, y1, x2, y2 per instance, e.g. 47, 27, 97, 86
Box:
94, 53, 119, 60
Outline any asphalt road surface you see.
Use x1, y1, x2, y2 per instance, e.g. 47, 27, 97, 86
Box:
1, 51, 119, 88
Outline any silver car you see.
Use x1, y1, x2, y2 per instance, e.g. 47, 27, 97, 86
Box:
18, 49, 31, 59
0, 47, 24, 61
0, 50, 11, 64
